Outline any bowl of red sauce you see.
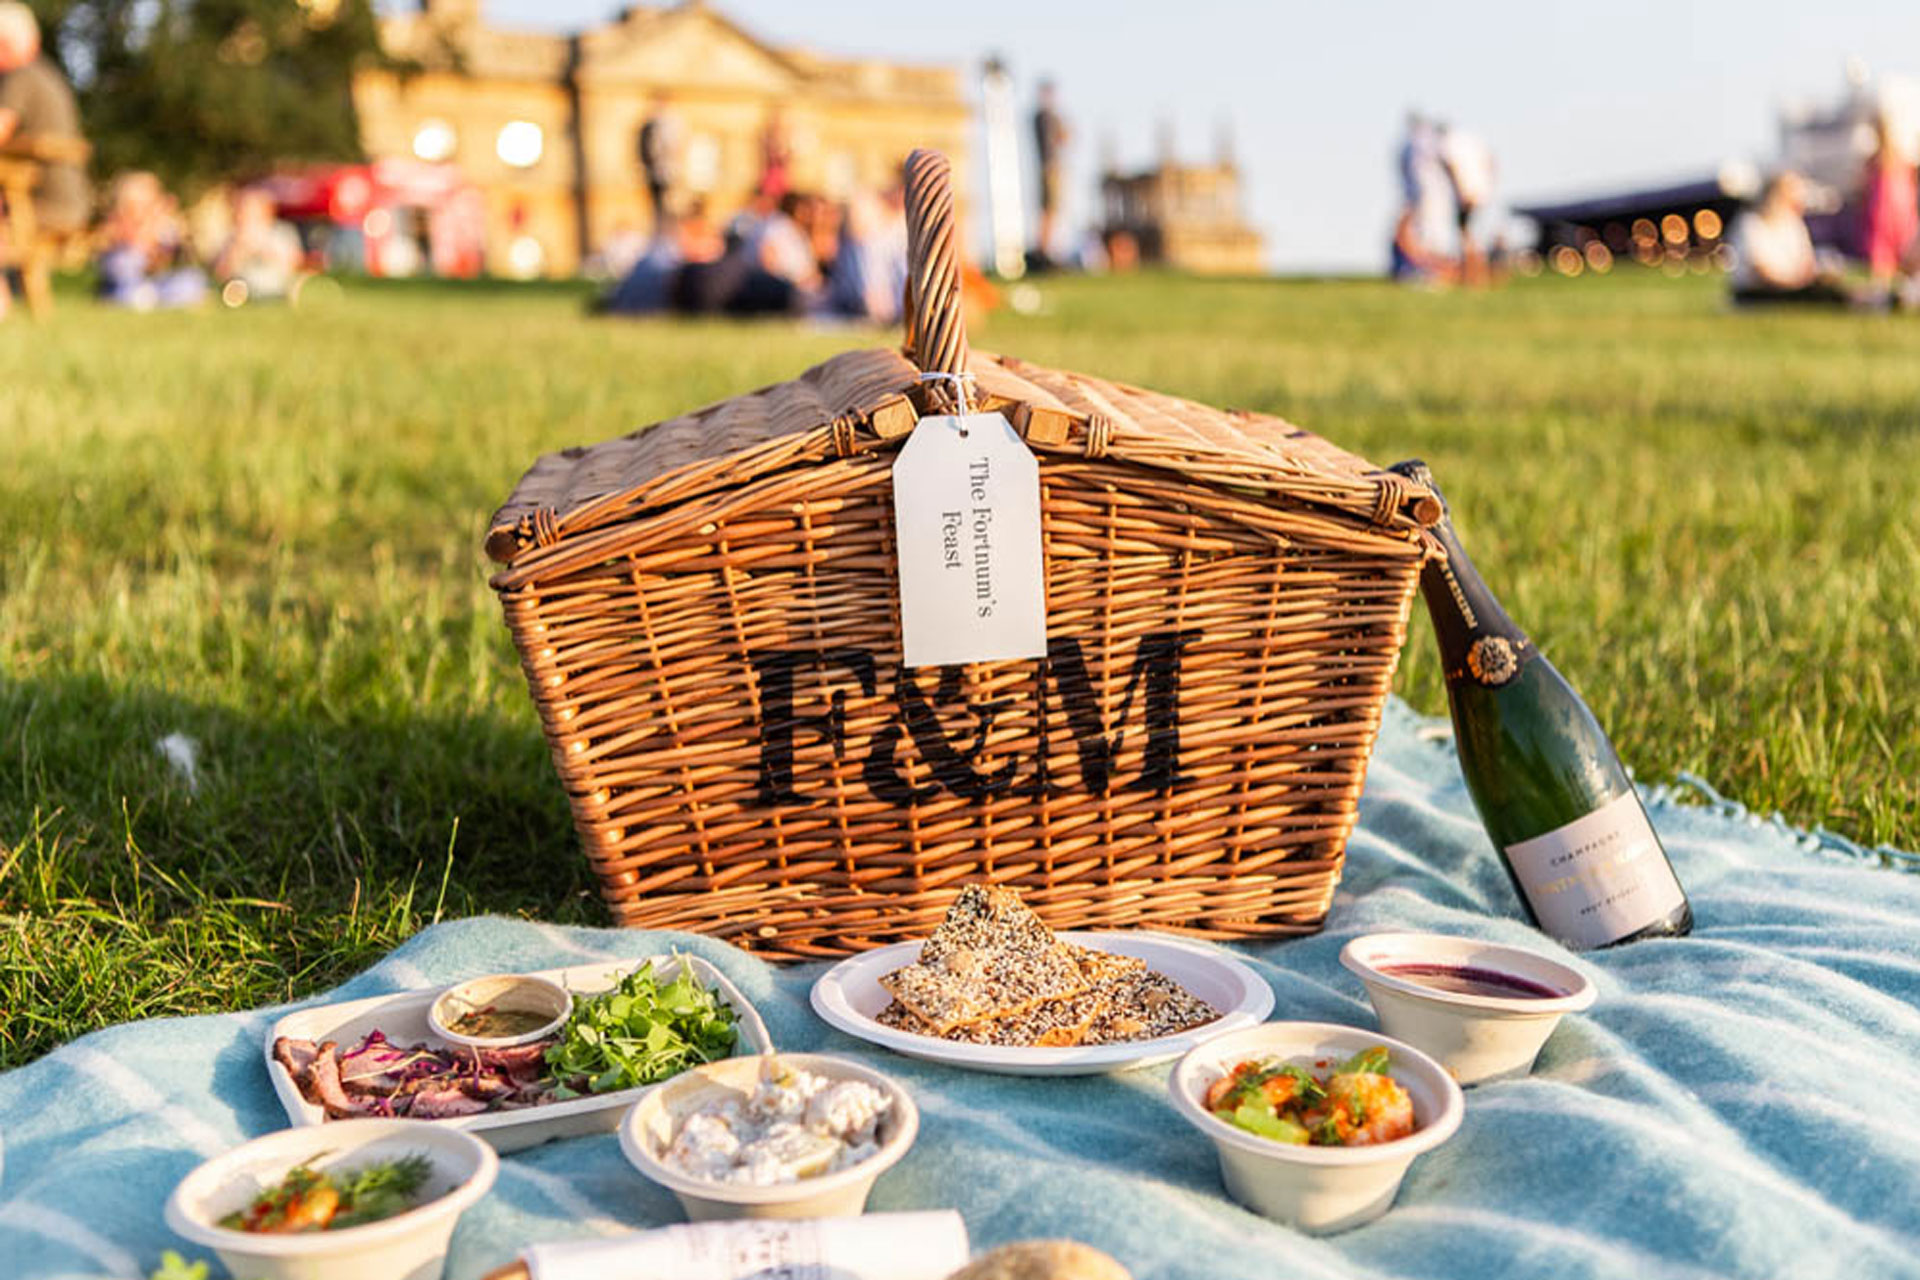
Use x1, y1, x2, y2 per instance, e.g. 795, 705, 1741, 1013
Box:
1339, 933, 1597, 1085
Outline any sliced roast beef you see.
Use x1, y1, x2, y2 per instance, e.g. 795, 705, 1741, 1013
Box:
338, 1069, 406, 1095
474, 1042, 550, 1075
512, 1081, 556, 1107
462, 1071, 515, 1101
409, 1087, 490, 1119
272, 1036, 319, 1081
307, 1041, 373, 1118
275, 1026, 561, 1122
337, 1033, 442, 1094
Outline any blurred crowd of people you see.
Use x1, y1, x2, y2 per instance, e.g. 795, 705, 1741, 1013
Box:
0, 2, 306, 318
600, 96, 909, 323
15, 0, 1920, 325
600, 77, 1095, 320
75, 168, 304, 313
1730, 113, 1919, 309
1392, 99, 1920, 311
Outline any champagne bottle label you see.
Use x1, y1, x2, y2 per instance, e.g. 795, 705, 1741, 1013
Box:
1504, 792, 1687, 949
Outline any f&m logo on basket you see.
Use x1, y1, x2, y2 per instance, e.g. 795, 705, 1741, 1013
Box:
750, 629, 1202, 806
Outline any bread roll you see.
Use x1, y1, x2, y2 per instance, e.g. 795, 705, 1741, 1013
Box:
947, 1240, 1132, 1280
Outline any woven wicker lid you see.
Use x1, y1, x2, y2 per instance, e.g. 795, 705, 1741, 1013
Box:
486, 150, 1439, 570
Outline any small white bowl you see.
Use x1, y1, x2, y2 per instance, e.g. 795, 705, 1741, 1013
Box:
619, 1053, 918, 1221
1340, 932, 1597, 1085
427, 972, 572, 1051
1168, 1022, 1463, 1234
164, 1118, 497, 1280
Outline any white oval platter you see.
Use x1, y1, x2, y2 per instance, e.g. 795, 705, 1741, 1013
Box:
264, 955, 771, 1153
810, 931, 1274, 1077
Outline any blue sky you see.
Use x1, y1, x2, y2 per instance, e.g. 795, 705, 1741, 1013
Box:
468, 0, 1920, 271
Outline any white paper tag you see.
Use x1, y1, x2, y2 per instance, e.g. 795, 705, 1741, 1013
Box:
890, 411, 1047, 668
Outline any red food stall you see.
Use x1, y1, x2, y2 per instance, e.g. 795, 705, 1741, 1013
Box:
265, 160, 486, 279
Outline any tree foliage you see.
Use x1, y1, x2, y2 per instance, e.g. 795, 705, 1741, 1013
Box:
25, 0, 383, 196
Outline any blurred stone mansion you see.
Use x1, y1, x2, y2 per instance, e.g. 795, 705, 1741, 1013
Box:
352, 0, 970, 276
1099, 140, 1265, 276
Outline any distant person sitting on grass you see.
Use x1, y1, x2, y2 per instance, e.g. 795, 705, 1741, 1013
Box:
600, 199, 725, 316
691, 190, 822, 316
213, 187, 304, 305
0, 1, 89, 314
677, 196, 723, 263
97, 171, 207, 310
1729, 171, 1850, 307
826, 186, 908, 323
751, 191, 823, 304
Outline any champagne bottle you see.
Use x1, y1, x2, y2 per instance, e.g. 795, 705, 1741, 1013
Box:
1390, 460, 1691, 949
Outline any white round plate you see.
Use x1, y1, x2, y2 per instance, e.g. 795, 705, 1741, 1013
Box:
810, 932, 1275, 1076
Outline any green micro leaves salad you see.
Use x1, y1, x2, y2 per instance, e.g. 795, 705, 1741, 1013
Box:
148, 1253, 210, 1280
545, 959, 739, 1095
218, 1153, 433, 1233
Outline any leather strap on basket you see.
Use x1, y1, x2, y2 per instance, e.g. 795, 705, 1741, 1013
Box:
902, 149, 971, 412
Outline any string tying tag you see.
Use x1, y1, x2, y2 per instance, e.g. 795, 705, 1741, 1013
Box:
917, 370, 977, 419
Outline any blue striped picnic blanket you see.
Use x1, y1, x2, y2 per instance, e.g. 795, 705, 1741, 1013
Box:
4, 697, 1918, 1279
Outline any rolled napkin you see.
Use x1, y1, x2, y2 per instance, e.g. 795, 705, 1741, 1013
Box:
484, 1211, 970, 1280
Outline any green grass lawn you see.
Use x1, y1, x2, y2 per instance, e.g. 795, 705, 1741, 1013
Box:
3, 270, 1915, 1068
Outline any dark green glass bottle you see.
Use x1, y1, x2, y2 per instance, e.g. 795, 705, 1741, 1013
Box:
1390, 460, 1691, 949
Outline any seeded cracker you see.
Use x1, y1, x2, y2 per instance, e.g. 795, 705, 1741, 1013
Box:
876, 1000, 933, 1034
918, 886, 1055, 965
877, 993, 1108, 1047
879, 887, 1087, 1034
1083, 970, 1219, 1044
875, 888, 1218, 1046
879, 938, 1086, 1034
1071, 945, 1148, 984
955, 989, 1108, 1047
878, 933, 1134, 1031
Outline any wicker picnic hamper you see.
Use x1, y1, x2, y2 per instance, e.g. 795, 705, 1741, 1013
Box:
485, 150, 1441, 960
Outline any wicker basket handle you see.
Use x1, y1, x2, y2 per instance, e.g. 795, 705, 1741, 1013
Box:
902, 149, 971, 404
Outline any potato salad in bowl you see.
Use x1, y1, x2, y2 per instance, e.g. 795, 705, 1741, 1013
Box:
620, 1052, 919, 1220
665, 1059, 894, 1185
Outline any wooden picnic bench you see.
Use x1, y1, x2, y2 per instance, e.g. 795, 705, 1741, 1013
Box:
0, 135, 90, 319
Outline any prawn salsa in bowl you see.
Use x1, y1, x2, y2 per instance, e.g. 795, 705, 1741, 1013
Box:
1168, 1023, 1464, 1234
164, 1118, 498, 1280
1204, 1046, 1415, 1148
220, 1152, 433, 1233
